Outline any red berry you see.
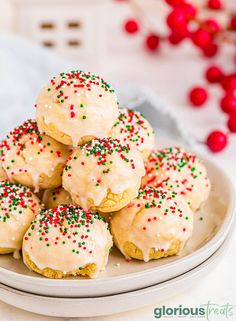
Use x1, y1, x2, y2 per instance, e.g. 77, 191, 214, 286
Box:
124, 19, 139, 34
202, 43, 219, 57
227, 113, 236, 133
168, 31, 184, 44
180, 3, 197, 19
145, 33, 160, 51
220, 95, 236, 114
192, 28, 212, 48
230, 15, 236, 30
221, 74, 236, 92
207, 0, 222, 10
205, 65, 223, 83
165, 0, 185, 6
167, 9, 187, 30
206, 131, 227, 153
202, 19, 221, 34
189, 86, 208, 107
168, 27, 189, 44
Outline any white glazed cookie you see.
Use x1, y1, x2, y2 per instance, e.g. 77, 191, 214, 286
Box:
111, 187, 193, 262
36, 70, 119, 146
42, 187, 73, 209
22, 205, 113, 278
142, 147, 211, 211
63, 138, 145, 213
0, 119, 70, 192
0, 181, 42, 255
110, 108, 155, 159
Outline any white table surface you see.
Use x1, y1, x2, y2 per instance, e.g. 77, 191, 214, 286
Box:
0, 41, 235, 321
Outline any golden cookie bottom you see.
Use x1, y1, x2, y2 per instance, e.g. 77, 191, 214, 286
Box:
37, 117, 95, 146
0, 247, 15, 254
23, 252, 97, 279
73, 188, 138, 213
120, 240, 181, 261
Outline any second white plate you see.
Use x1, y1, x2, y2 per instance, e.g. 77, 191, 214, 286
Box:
0, 234, 230, 317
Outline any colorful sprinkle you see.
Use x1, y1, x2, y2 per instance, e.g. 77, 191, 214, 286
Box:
0, 181, 40, 222
25, 205, 106, 256
112, 109, 154, 149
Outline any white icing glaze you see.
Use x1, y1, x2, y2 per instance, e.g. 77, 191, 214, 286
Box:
111, 108, 155, 156
36, 71, 119, 146
111, 187, 194, 262
142, 147, 211, 211
13, 249, 21, 259
62, 139, 145, 210
23, 206, 113, 277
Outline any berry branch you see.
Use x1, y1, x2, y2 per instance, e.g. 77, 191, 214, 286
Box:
118, 0, 236, 152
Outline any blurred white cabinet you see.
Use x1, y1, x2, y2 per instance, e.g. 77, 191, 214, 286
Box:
12, 0, 107, 66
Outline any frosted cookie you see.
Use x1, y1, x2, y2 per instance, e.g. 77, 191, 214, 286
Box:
142, 147, 211, 211
23, 205, 113, 278
111, 187, 193, 262
42, 187, 72, 209
0, 181, 42, 255
0, 119, 70, 192
63, 138, 145, 213
36, 70, 119, 146
110, 108, 155, 158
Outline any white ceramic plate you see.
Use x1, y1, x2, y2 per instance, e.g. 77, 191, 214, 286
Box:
0, 153, 235, 297
0, 235, 230, 318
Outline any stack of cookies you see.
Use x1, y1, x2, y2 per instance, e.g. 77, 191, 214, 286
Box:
0, 70, 211, 278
